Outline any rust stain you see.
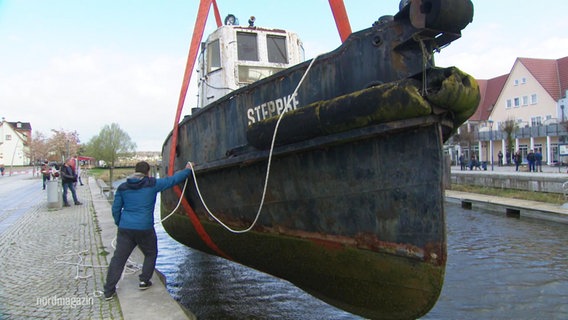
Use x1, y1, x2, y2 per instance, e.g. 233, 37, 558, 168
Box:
198, 214, 439, 263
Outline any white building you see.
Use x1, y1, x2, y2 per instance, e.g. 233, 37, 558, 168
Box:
447, 56, 568, 166
0, 118, 32, 167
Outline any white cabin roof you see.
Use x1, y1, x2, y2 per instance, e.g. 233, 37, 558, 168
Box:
196, 24, 305, 108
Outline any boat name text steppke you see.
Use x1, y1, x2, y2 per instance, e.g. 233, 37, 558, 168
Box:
247, 93, 300, 125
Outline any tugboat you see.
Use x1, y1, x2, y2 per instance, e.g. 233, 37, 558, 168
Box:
160, 0, 478, 318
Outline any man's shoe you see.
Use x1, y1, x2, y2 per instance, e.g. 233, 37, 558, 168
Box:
104, 291, 116, 301
75, 202, 83, 205
139, 280, 152, 290
63, 203, 71, 207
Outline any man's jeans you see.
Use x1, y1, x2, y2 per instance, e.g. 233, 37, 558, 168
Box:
62, 181, 79, 204
104, 228, 158, 295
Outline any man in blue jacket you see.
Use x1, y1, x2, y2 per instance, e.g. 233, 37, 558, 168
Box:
103, 161, 193, 300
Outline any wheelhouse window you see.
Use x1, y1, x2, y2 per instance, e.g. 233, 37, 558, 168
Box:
207, 39, 221, 72
238, 66, 284, 83
267, 35, 288, 63
237, 32, 259, 61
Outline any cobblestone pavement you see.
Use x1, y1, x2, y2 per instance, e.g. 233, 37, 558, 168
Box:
0, 175, 123, 319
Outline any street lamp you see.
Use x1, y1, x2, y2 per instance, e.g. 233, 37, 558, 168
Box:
489, 120, 494, 171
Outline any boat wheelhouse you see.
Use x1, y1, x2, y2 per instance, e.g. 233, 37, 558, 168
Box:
196, 18, 305, 108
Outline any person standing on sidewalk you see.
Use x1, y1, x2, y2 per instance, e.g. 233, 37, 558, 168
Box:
535, 150, 543, 172
527, 149, 536, 172
41, 161, 51, 190
459, 153, 466, 171
103, 160, 194, 300
72, 155, 84, 186
60, 158, 82, 206
514, 150, 522, 171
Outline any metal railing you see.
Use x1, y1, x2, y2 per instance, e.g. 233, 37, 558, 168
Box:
471, 123, 568, 142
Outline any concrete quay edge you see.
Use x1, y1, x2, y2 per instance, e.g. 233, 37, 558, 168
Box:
445, 189, 568, 224
88, 177, 196, 320
448, 164, 568, 224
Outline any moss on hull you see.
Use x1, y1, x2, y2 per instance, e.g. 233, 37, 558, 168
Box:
247, 67, 480, 149
162, 211, 444, 320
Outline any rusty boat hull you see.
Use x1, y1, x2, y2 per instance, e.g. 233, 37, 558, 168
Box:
162, 118, 448, 319
160, 1, 477, 318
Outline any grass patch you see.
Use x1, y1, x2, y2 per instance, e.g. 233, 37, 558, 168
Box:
87, 168, 133, 183
450, 184, 566, 205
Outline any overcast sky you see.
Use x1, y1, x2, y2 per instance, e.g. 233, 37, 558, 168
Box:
1, 0, 568, 151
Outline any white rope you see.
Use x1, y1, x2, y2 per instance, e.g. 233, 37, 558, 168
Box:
187, 55, 320, 233
54, 250, 99, 280
54, 250, 108, 280
54, 245, 140, 280
156, 177, 189, 224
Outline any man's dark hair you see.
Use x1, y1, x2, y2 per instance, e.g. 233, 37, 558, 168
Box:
135, 161, 150, 175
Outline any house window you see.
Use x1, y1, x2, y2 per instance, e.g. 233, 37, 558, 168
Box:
514, 79, 519, 86
5, 135, 11, 140
552, 144, 559, 162
522, 96, 528, 106
267, 35, 288, 63
237, 32, 259, 61
531, 116, 542, 126
514, 97, 520, 107
506, 99, 512, 108
519, 144, 528, 162
207, 39, 221, 72
531, 94, 537, 104
521, 77, 526, 84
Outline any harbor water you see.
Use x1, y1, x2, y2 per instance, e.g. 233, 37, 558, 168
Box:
154, 201, 568, 319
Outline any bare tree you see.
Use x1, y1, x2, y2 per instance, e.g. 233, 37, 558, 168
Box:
459, 124, 476, 156
49, 129, 81, 162
30, 131, 51, 163
85, 123, 136, 190
500, 117, 517, 164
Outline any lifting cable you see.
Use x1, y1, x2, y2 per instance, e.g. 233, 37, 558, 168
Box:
165, 0, 230, 259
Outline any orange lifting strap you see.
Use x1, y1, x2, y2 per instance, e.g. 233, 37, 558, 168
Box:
328, 0, 352, 42
168, 0, 229, 260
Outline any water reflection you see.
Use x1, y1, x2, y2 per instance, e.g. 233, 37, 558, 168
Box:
155, 202, 568, 319
424, 205, 568, 320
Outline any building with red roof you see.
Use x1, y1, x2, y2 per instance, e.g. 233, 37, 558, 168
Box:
448, 55, 568, 167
